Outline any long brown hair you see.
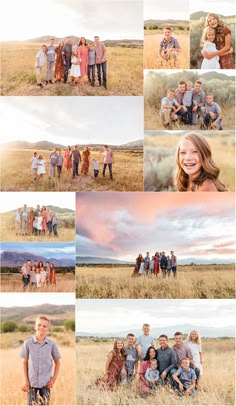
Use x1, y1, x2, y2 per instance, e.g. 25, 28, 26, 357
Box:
206, 13, 225, 42
174, 132, 227, 191
113, 339, 126, 358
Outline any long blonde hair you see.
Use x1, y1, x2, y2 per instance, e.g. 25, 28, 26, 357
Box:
174, 132, 227, 192
201, 26, 216, 47
205, 13, 225, 41
186, 330, 201, 345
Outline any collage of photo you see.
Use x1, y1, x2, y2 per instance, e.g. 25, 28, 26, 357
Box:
0, 0, 235, 405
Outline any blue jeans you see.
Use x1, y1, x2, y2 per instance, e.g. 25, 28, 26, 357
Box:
64, 58, 71, 82
103, 163, 112, 178
96, 61, 107, 85
72, 161, 79, 177
28, 387, 50, 405
171, 266, 177, 277
47, 221, 52, 235
202, 113, 222, 129
53, 224, 58, 237
88, 64, 95, 83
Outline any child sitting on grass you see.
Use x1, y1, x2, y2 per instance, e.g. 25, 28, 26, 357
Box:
20, 316, 61, 405
160, 89, 181, 129
172, 358, 196, 397
145, 358, 160, 390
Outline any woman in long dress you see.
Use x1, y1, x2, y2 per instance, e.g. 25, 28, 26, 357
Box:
64, 146, 72, 170
49, 263, 56, 285
54, 40, 65, 82
132, 254, 142, 277
154, 252, 160, 276
78, 37, 88, 83
202, 13, 234, 69
185, 330, 203, 378
81, 146, 90, 175
96, 339, 126, 390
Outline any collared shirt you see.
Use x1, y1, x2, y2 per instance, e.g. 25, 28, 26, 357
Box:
202, 102, 221, 115
125, 345, 139, 375
160, 36, 180, 51
95, 42, 106, 64
192, 90, 205, 106
172, 344, 193, 368
175, 90, 184, 105
182, 89, 193, 107
103, 149, 113, 164
35, 50, 45, 67
137, 334, 155, 359
62, 43, 72, 61
145, 367, 160, 382
46, 45, 56, 62
88, 49, 96, 65
20, 336, 61, 388
15, 211, 21, 223
160, 97, 178, 112
21, 209, 28, 220
176, 367, 196, 388
171, 255, 177, 267
46, 210, 54, 222
157, 345, 177, 374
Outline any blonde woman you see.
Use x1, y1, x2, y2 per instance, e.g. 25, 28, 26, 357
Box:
185, 330, 203, 379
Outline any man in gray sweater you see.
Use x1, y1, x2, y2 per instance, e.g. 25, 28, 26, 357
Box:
157, 334, 177, 384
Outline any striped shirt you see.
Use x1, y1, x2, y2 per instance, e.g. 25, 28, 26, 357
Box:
20, 336, 61, 388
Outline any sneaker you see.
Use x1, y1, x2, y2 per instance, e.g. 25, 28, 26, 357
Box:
49, 80, 53, 84
37, 83, 43, 88
45, 81, 49, 85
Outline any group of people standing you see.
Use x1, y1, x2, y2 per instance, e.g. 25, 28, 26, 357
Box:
132, 251, 177, 278
96, 324, 202, 398
35, 36, 107, 89
21, 259, 56, 288
31, 145, 114, 181
15, 205, 60, 237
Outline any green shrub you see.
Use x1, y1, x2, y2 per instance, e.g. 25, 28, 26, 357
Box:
1, 320, 17, 333
64, 319, 75, 332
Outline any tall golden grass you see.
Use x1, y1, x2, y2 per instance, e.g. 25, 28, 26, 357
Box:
0, 336, 76, 405
0, 42, 143, 96
76, 264, 235, 299
76, 339, 235, 405
144, 31, 190, 69
0, 149, 143, 192
1, 272, 75, 292
0, 212, 75, 242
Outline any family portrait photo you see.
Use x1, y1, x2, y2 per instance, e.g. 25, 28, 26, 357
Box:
76, 192, 235, 299
144, 69, 235, 130
1, 0, 143, 96
0, 294, 75, 406
144, 130, 235, 192
0, 192, 75, 242
0, 97, 143, 192
190, 0, 235, 69
144, 0, 190, 69
1, 242, 75, 292
76, 299, 235, 406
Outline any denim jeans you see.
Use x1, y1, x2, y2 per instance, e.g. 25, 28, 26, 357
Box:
94, 169, 99, 178
28, 387, 50, 405
53, 224, 58, 237
72, 161, 79, 177
176, 108, 188, 124
171, 266, 177, 277
47, 221, 52, 235
57, 166, 62, 178
202, 113, 222, 129
161, 267, 167, 277
88, 64, 95, 83
64, 58, 71, 82
103, 163, 112, 178
96, 61, 107, 85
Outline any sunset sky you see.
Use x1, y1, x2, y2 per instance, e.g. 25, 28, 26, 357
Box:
1, 242, 75, 260
1, 0, 143, 41
0, 97, 143, 147
76, 192, 235, 263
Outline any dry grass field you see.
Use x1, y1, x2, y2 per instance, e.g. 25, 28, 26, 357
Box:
144, 132, 235, 191
0, 332, 76, 405
1, 272, 75, 292
0, 42, 143, 96
76, 339, 235, 405
76, 264, 235, 299
0, 149, 143, 192
144, 31, 190, 69
0, 212, 75, 242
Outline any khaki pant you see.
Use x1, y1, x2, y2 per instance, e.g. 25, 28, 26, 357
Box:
46, 61, 54, 81
160, 109, 178, 125
36, 66, 42, 84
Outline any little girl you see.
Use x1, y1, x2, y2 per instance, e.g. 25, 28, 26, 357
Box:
35, 267, 41, 288
37, 155, 46, 178
201, 27, 220, 69
96, 339, 126, 390
37, 213, 43, 235
174, 132, 227, 192
185, 330, 203, 378
70, 49, 81, 85
139, 258, 145, 276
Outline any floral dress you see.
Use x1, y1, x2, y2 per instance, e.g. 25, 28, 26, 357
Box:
216, 26, 234, 69
96, 350, 125, 390
81, 150, 90, 174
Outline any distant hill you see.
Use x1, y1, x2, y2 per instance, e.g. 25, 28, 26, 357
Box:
190, 11, 235, 20
3, 205, 74, 215
1, 250, 75, 268
144, 19, 189, 27
199, 71, 235, 81
1, 303, 74, 324
159, 70, 235, 82
76, 256, 133, 265
3, 139, 143, 151
77, 323, 235, 339
22, 36, 143, 48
